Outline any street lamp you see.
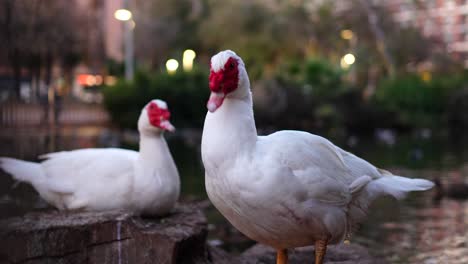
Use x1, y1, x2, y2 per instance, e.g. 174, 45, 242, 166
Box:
340, 53, 356, 69
182, 49, 196, 72
343, 53, 355, 65
340, 29, 354, 40
114, 7, 134, 81
166, 59, 179, 75
114, 9, 132, 21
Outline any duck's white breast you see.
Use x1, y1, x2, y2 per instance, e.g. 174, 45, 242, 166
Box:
204, 156, 347, 249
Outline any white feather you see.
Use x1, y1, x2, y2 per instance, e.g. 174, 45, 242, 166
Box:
368, 174, 434, 199
210, 50, 238, 72
0, 157, 45, 186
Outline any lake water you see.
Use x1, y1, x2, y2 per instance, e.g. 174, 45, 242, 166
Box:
0, 126, 467, 263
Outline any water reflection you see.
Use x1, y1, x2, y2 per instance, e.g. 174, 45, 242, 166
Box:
0, 126, 114, 160
415, 198, 468, 263
355, 168, 468, 263
0, 126, 467, 263
378, 199, 468, 264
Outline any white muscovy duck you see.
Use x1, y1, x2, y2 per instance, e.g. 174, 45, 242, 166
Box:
201, 50, 434, 264
0, 99, 180, 216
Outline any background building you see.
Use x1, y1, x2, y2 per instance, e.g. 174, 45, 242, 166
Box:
385, 0, 468, 67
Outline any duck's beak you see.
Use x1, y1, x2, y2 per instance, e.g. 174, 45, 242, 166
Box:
207, 92, 225, 113
160, 120, 175, 132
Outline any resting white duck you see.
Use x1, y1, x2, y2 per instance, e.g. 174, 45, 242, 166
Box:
0, 99, 180, 216
201, 50, 434, 264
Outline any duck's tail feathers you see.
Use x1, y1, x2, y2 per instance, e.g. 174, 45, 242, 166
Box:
0, 157, 44, 184
347, 172, 433, 233
369, 170, 434, 200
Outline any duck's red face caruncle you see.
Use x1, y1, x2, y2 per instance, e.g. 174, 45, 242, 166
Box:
207, 57, 239, 113
147, 102, 175, 132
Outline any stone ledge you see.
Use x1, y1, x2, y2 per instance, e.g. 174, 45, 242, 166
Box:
0, 204, 208, 264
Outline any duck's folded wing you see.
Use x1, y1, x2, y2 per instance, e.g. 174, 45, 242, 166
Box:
39, 148, 137, 194
262, 131, 354, 205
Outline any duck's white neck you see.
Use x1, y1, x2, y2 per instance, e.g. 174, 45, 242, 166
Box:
202, 89, 257, 166
138, 132, 169, 164
134, 130, 180, 215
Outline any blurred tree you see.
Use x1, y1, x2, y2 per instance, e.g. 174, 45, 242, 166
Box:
133, 0, 203, 69
306, 2, 342, 59
357, 0, 395, 76
0, 0, 84, 101
130, 0, 453, 85
198, 0, 313, 79
331, 0, 453, 96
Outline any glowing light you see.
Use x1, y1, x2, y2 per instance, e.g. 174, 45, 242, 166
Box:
77, 74, 94, 86
77, 74, 106, 86
340, 58, 350, 69
105, 76, 117, 86
77, 74, 88, 86
86, 75, 96, 86
340, 53, 356, 69
182, 49, 196, 71
343, 53, 355, 65
166, 59, 179, 74
341, 29, 354, 40
114, 9, 132, 21
95, 75, 103, 85
421, 71, 431, 82
130, 20, 136, 29
183, 49, 196, 60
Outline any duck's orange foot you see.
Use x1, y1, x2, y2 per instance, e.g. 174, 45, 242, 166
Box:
276, 248, 288, 264
315, 238, 328, 264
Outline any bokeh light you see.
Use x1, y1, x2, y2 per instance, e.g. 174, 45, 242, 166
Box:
166, 59, 179, 74
114, 9, 132, 21
182, 49, 196, 72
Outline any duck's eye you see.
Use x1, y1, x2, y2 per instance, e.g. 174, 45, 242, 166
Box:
230, 62, 235, 69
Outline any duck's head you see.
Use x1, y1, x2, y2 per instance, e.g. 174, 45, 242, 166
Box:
207, 50, 250, 113
138, 99, 175, 134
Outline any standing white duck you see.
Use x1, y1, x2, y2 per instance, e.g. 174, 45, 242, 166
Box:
1, 99, 180, 216
201, 50, 434, 264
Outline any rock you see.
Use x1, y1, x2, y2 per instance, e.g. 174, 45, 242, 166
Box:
235, 243, 382, 264
0, 204, 209, 264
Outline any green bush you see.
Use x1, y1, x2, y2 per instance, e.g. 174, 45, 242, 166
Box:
277, 58, 346, 98
103, 69, 209, 129
302, 59, 345, 99
374, 73, 466, 127
253, 58, 348, 131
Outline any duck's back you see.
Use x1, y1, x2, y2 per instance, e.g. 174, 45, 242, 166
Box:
39, 148, 138, 210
